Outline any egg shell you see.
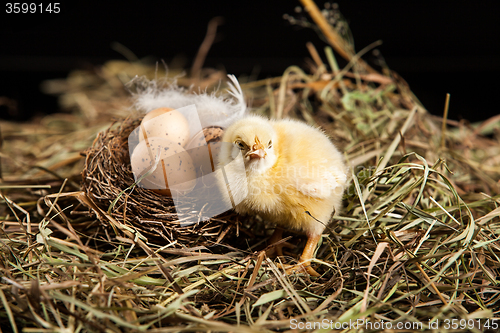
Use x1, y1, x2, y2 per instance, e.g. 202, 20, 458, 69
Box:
185, 126, 224, 176
130, 137, 197, 196
140, 107, 190, 147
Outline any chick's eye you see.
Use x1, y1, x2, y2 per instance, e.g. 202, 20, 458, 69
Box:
268, 140, 272, 149
236, 141, 246, 150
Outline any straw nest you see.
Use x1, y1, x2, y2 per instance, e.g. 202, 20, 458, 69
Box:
80, 116, 238, 247
2, 1, 500, 332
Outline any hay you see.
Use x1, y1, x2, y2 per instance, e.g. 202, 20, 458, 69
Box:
1, 1, 500, 332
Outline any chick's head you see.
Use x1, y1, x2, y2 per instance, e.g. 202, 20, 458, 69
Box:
221, 116, 278, 173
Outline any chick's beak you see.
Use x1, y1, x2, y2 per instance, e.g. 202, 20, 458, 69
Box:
246, 143, 266, 160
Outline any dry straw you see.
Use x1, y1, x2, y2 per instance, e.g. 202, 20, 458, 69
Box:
1, 1, 500, 332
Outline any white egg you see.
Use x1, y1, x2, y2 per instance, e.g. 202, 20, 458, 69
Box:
130, 137, 197, 196
139, 107, 190, 147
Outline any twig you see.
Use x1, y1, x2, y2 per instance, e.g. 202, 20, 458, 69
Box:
440, 93, 451, 149
299, 0, 378, 74
415, 262, 448, 306
191, 17, 224, 82
306, 42, 324, 70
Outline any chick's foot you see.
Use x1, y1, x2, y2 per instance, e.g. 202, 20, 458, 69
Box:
266, 228, 295, 257
284, 233, 323, 277
284, 261, 321, 277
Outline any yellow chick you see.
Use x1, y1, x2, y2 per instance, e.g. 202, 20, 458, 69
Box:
218, 115, 348, 276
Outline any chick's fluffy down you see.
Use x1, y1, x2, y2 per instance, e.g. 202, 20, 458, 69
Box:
220, 116, 348, 237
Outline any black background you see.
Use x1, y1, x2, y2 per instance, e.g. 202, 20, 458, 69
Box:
1, 1, 499, 122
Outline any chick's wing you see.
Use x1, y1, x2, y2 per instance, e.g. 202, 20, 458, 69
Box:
272, 119, 347, 199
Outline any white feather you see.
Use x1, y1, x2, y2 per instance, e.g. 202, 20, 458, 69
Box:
129, 75, 247, 129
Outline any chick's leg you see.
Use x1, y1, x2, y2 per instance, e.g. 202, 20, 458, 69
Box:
286, 234, 322, 277
266, 228, 295, 257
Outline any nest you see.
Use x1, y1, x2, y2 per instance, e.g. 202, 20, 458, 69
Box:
81, 116, 237, 246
